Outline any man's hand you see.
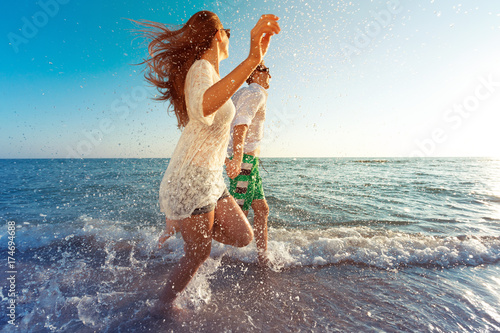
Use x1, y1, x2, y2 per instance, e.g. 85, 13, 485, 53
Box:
226, 158, 242, 179
227, 124, 248, 179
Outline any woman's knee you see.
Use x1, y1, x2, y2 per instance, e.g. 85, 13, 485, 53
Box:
235, 228, 254, 247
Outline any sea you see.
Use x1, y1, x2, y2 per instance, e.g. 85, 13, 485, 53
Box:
0, 157, 499, 332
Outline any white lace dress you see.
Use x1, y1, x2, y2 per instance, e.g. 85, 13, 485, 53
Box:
159, 59, 235, 220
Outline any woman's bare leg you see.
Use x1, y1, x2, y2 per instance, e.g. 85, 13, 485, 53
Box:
212, 196, 253, 247
154, 197, 253, 316
158, 218, 181, 248
155, 211, 214, 314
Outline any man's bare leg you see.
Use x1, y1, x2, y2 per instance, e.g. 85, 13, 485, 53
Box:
251, 199, 269, 266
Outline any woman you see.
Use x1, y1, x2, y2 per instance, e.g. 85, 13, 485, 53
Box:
135, 11, 280, 315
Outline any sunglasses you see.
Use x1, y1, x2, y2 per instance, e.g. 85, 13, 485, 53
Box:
256, 66, 270, 73
217, 28, 230, 39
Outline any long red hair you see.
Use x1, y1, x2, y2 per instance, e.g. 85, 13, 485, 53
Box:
132, 11, 221, 129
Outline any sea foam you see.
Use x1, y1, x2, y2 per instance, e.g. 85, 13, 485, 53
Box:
2, 216, 499, 270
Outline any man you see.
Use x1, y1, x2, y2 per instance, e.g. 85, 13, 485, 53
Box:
226, 62, 271, 265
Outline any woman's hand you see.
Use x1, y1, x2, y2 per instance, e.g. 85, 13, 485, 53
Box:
226, 158, 242, 179
249, 14, 281, 62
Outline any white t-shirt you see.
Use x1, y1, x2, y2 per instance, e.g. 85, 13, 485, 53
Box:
227, 83, 268, 155
159, 59, 235, 220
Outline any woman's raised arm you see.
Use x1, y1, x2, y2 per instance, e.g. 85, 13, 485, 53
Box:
202, 14, 280, 117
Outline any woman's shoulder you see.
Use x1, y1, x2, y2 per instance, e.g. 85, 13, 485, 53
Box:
185, 60, 218, 87
189, 59, 216, 75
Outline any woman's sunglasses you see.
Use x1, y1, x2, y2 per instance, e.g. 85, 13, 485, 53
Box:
217, 28, 231, 39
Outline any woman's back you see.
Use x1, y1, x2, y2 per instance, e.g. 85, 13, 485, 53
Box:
159, 59, 235, 220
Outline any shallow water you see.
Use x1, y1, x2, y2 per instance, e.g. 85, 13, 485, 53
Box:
0, 158, 499, 332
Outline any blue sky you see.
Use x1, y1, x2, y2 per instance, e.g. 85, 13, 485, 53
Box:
1, 0, 500, 158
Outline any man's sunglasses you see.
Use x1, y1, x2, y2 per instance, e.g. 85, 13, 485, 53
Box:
256, 66, 270, 73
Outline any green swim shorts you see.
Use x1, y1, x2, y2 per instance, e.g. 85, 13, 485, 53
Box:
229, 154, 265, 211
